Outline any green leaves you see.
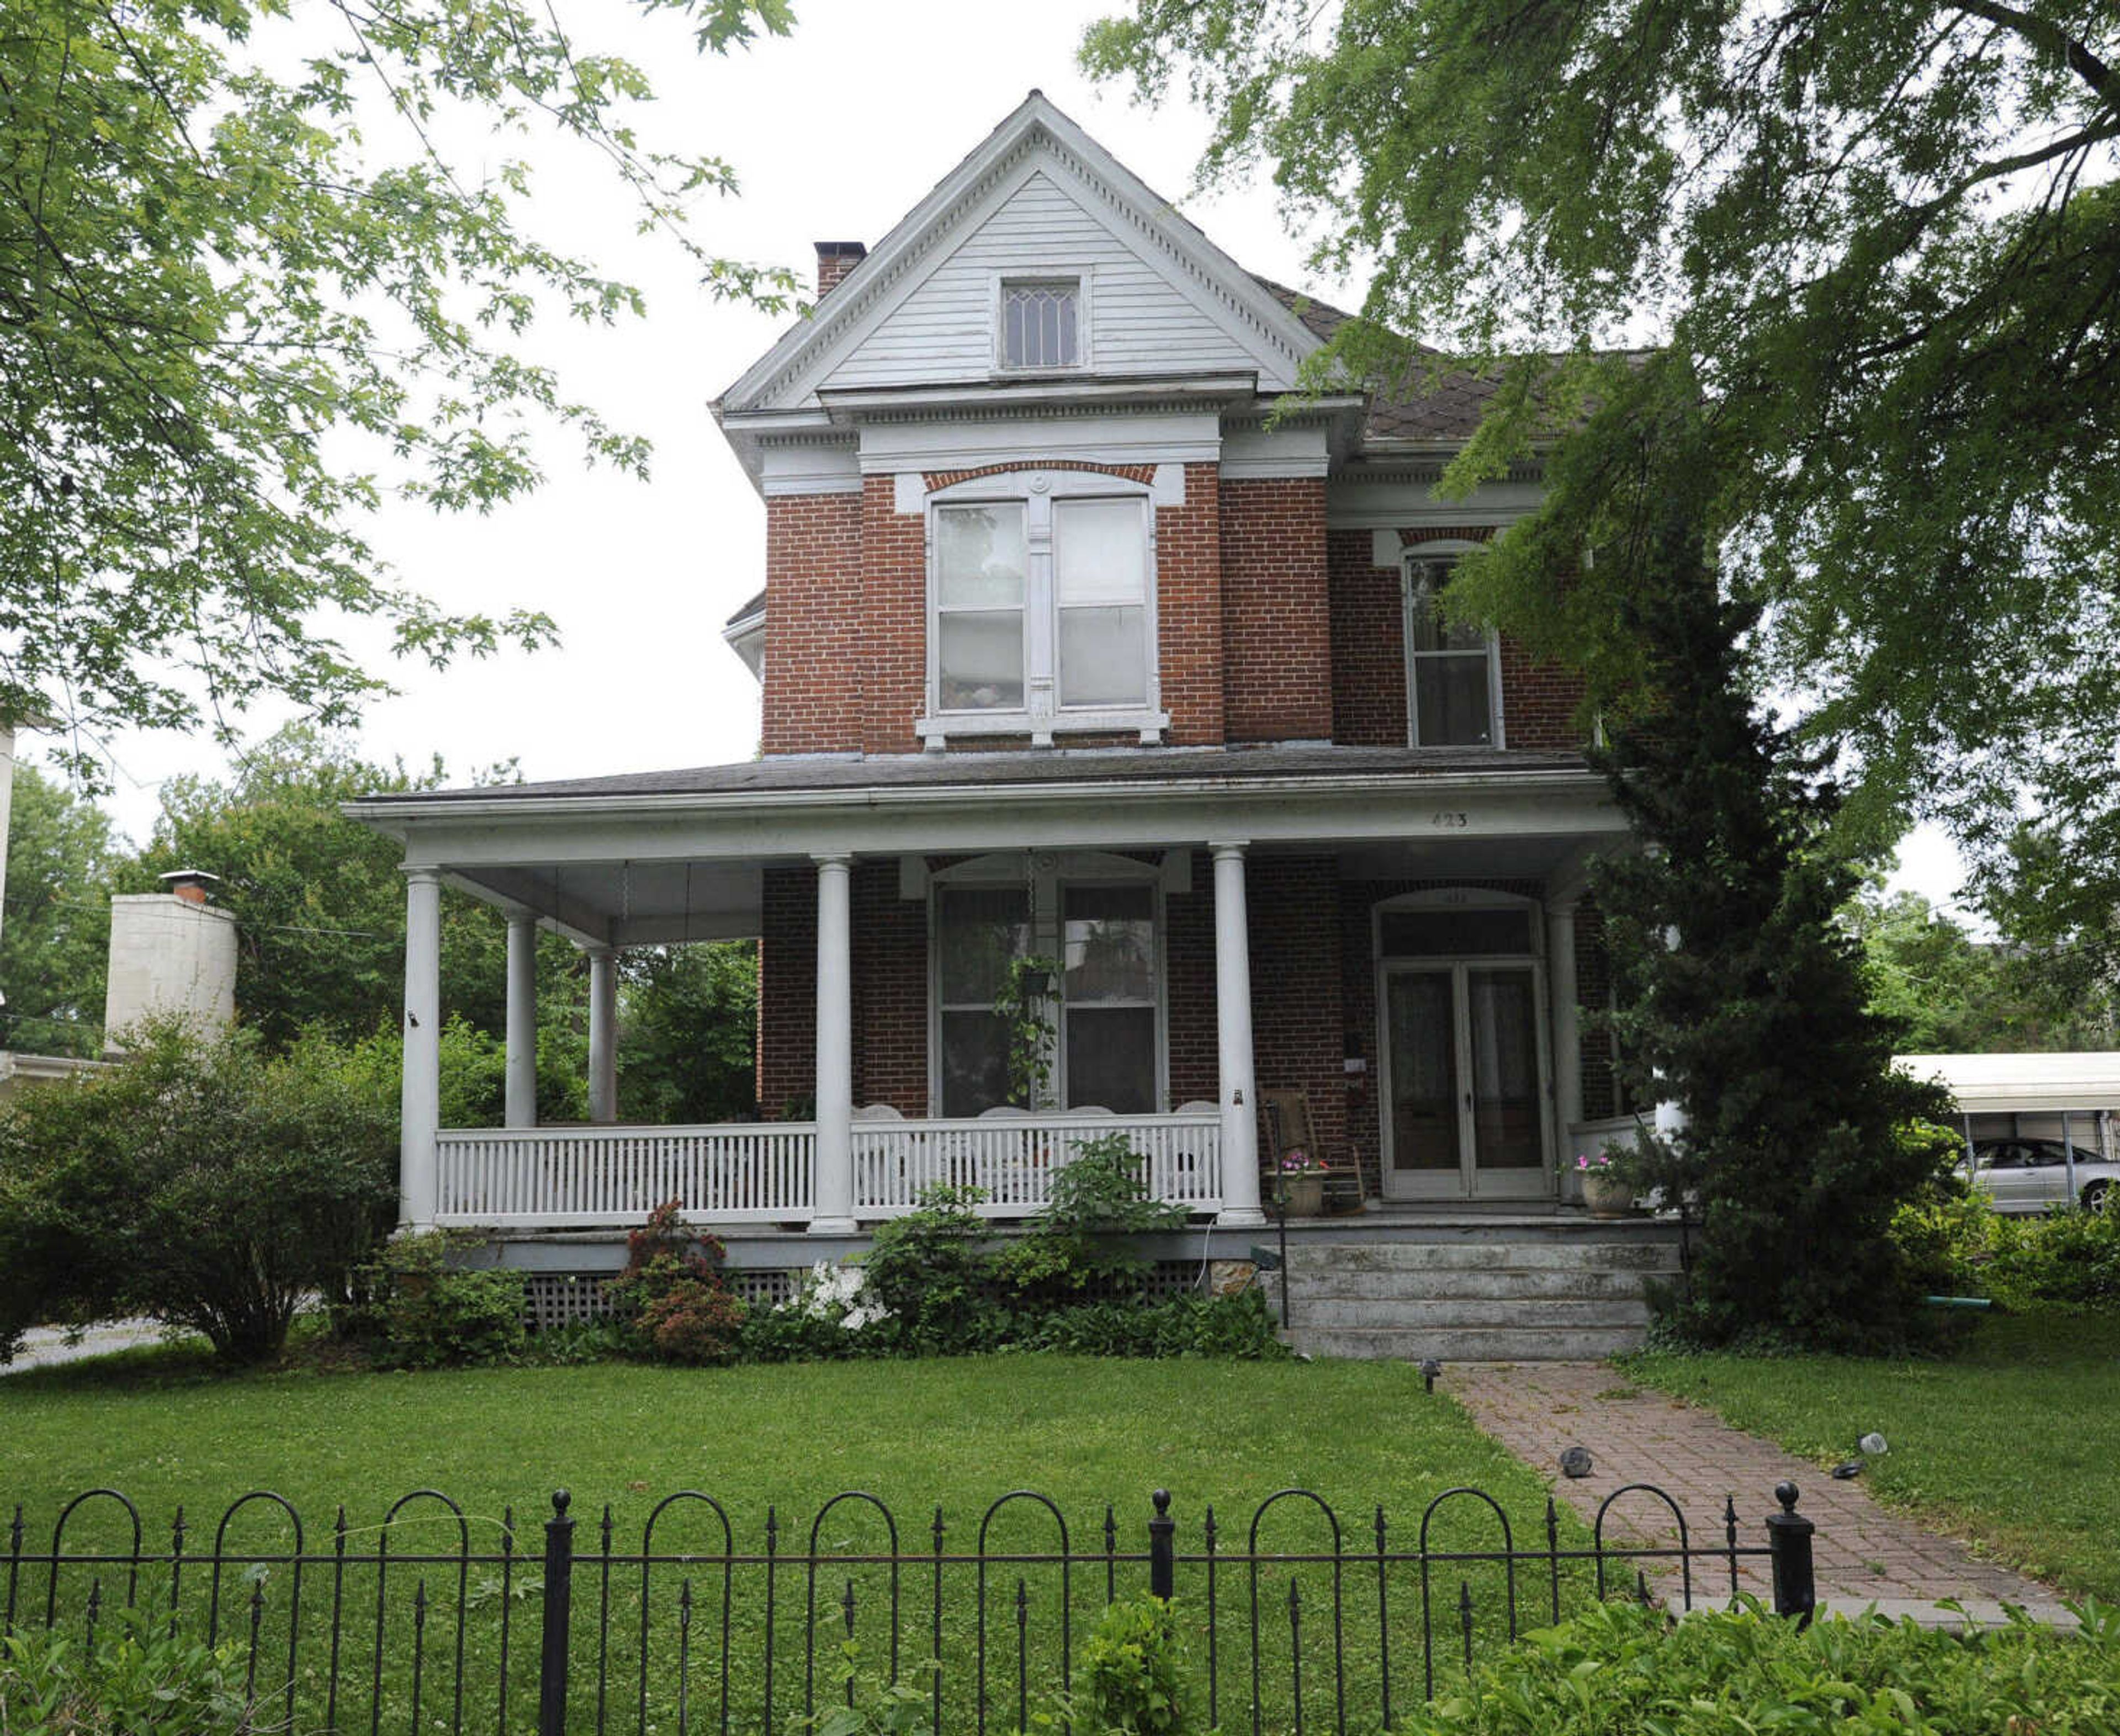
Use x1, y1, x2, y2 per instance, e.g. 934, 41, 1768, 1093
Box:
0, 0, 798, 773
1088, 0, 2120, 952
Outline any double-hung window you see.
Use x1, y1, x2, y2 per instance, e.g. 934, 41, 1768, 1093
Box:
1404, 549, 1503, 748
931, 856, 1165, 1117
923, 473, 1167, 746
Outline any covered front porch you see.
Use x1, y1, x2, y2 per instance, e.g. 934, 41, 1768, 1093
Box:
351, 745, 1631, 1240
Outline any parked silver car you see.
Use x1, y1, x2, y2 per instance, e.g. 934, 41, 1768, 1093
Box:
1965, 1139, 2117, 1214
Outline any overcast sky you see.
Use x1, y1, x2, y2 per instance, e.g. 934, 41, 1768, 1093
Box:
36, 0, 1970, 911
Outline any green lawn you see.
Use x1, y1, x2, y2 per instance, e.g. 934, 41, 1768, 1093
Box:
0, 1348, 1609, 1734
1624, 1309, 2120, 1602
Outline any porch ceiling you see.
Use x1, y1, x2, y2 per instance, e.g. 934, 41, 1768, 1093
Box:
448, 859, 764, 948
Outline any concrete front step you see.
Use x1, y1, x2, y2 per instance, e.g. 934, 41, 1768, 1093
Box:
1320, 1239, 1682, 1274
1287, 1324, 1652, 1361
1285, 1266, 1664, 1304
1275, 1236, 1676, 1358
1289, 1295, 1651, 1330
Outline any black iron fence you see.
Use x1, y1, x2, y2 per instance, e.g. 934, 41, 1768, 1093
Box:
4, 1479, 1817, 1734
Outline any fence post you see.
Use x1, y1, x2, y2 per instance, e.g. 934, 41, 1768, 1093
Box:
1148, 1490, 1175, 1601
538, 1490, 576, 1736
1764, 1482, 1815, 1628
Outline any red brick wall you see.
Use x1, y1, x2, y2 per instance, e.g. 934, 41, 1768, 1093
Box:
1327, 528, 1404, 746
1248, 857, 1346, 1173
861, 475, 926, 756
1165, 852, 1218, 1107
851, 859, 926, 1112
759, 863, 816, 1118
1157, 463, 1225, 746
1221, 479, 1331, 741
761, 494, 865, 755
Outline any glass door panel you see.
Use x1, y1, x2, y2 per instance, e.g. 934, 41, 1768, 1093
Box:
1387, 970, 1460, 1191
1467, 967, 1543, 1173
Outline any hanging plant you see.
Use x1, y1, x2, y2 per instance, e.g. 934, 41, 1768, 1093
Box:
995, 953, 1060, 1109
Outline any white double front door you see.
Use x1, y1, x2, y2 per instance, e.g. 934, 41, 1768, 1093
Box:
1380, 960, 1552, 1201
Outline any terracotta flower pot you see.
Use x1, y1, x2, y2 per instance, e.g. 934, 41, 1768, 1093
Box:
1581, 1171, 1635, 1218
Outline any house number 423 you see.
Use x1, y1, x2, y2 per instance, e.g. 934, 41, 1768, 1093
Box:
1430, 811, 1469, 829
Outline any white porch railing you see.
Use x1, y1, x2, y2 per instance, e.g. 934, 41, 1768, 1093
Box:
435, 1124, 817, 1228
431, 1111, 1222, 1228
854, 1111, 1223, 1217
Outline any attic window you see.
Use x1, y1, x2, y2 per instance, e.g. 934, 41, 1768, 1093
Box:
1000, 279, 1080, 369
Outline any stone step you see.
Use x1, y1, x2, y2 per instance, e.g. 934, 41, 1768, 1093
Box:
1282, 1266, 1663, 1304
1286, 1295, 1651, 1330
1310, 1240, 1682, 1275
1285, 1324, 1653, 1361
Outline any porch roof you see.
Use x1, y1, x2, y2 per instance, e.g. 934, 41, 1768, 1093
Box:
347, 745, 1619, 948
351, 742, 1588, 807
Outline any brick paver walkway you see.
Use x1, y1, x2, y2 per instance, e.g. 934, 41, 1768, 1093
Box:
1447, 1362, 2071, 1621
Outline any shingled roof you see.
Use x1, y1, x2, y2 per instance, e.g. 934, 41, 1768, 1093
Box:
1252, 277, 1645, 444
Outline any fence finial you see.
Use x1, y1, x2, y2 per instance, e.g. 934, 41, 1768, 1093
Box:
1766, 1482, 1815, 1629
1148, 1489, 1176, 1600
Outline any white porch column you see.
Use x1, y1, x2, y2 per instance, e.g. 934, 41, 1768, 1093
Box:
811, 853, 857, 1233
1546, 902, 1582, 1158
399, 868, 443, 1230
1211, 841, 1266, 1227
586, 944, 618, 1124
504, 912, 538, 1129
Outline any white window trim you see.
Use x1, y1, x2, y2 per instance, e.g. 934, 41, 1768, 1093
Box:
1402, 539, 1506, 750
989, 267, 1094, 374
927, 851, 1170, 1117
918, 469, 1169, 749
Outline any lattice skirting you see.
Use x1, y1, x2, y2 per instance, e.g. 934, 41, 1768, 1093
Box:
523, 1260, 1209, 1329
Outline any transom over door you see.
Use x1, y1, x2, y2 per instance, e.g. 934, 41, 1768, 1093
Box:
1382, 962, 1551, 1200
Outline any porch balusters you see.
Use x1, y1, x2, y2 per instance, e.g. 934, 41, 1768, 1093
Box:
811, 853, 858, 1233
1211, 841, 1267, 1226
399, 867, 443, 1230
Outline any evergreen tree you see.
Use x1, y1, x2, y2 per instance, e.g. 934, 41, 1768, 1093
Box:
1593, 401, 1951, 1351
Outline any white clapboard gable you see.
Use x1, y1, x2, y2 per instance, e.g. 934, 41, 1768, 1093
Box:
721, 93, 1320, 418
820, 163, 1273, 393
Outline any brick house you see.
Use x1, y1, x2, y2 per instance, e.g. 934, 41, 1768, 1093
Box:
352, 95, 1666, 1341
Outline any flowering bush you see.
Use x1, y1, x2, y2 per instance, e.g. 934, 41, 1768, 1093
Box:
793, 1260, 894, 1334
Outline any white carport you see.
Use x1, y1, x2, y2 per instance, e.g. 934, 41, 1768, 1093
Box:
1894, 1052, 2120, 1164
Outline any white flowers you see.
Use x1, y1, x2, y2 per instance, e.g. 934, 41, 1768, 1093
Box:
788, 1260, 893, 1332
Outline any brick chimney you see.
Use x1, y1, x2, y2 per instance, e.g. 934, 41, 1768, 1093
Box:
814, 241, 867, 299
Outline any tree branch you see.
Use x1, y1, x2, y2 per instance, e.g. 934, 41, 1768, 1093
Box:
1949, 0, 2119, 114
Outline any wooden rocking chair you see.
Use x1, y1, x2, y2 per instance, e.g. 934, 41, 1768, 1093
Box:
1260, 1088, 1364, 1213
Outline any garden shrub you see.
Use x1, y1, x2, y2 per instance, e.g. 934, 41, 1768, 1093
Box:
0, 1608, 259, 1734
1026, 1291, 1286, 1360
998, 1134, 1189, 1307
0, 1016, 396, 1364
354, 1231, 529, 1368
1397, 1596, 2118, 1734
1988, 1206, 2120, 1309
1062, 1592, 1200, 1736
610, 1201, 746, 1364
863, 1185, 1010, 1354
741, 1261, 891, 1362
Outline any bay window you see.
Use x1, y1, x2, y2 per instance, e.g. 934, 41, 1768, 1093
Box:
921, 473, 1167, 746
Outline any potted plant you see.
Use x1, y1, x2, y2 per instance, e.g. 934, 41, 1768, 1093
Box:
1278, 1148, 1327, 1217
1574, 1146, 1637, 1218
